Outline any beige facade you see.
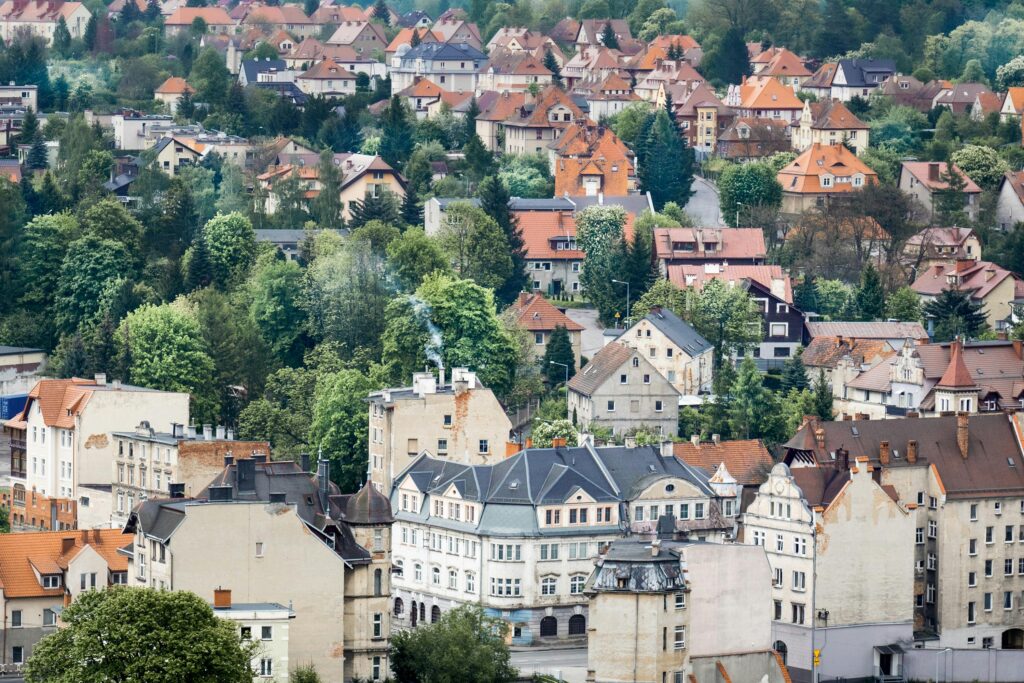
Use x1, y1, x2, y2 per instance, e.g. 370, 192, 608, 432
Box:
368, 369, 512, 492
0, 2, 90, 44
618, 315, 713, 397
213, 597, 293, 683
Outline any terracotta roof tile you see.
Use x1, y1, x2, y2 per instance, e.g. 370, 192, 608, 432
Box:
801, 337, 894, 369
900, 162, 981, 194
165, 7, 234, 25
674, 439, 773, 485
777, 143, 878, 194
938, 339, 978, 388
653, 227, 766, 262
511, 293, 584, 332
667, 264, 792, 303
5, 378, 97, 429
155, 77, 194, 95
739, 75, 803, 111
0, 529, 128, 598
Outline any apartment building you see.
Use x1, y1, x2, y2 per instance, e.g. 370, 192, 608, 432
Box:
389, 443, 736, 646
614, 306, 714, 397
784, 412, 1024, 651
367, 368, 512, 493
212, 590, 293, 683
389, 42, 486, 95
586, 539, 787, 683
0, 529, 128, 669
743, 460, 914, 679
127, 458, 393, 682
3, 376, 188, 530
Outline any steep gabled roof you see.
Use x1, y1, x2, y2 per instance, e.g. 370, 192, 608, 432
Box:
674, 439, 773, 486
511, 292, 584, 332
568, 341, 635, 396
0, 530, 128, 599
777, 143, 878, 194
937, 339, 977, 389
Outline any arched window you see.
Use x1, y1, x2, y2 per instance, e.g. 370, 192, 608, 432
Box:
431, 605, 441, 623
632, 357, 640, 367
410, 601, 418, 627
419, 602, 425, 622
414, 563, 422, 582
568, 614, 585, 635
393, 597, 404, 616
374, 568, 383, 596
432, 567, 441, 585
540, 616, 558, 637
773, 640, 788, 664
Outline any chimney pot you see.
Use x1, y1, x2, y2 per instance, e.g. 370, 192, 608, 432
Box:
957, 411, 969, 459
907, 439, 918, 464
94, 373, 107, 385
690, 434, 700, 447
712, 433, 720, 445
203, 424, 213, 440
215, 425, 226, 440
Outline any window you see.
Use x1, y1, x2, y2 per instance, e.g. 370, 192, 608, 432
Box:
791, 603, 805, 624
443, 414, 452, 426
984, 592, 993, 611
12, 647, 23, 664
259, 625, 272, 641
255, 542, 265, 557
986, 526, 994, 544
643, 374, 651, 384
793, 537, 807, 555
372, 656, 382, 681
673, 626, 686, 650
1007, 559, 1014, 576
42, 609, 56, 627
792, 571, 806, 591
432, 567, 441, 585
675, 592, 685, 609
969, 571, 977, 587
373, 613, 383, 638
570, 575, 586, 594
607, 400, 616, 412
928, 520, 937, 538
466, 572, 476, 592
449, 569, 457, 589
541, 577, 557, 595
479, 440, 489, 454
915, 528, 924, 544
535, 332, 544, 345
773, 567, 783, 587
1007, 525, 1015, 543
1006, 591, 1014, 610
414, 563, 422, 582
42, 575, 60, 589
655, 400, 664, 412
774, 600, 783, 620
260, 658, 273, 677
752, 530, 765, 546
969, 538, 977, 555
11, 610, 21, 628
620, 374, 627, 384
986, 559, 994, 577
995, 501, 1003, 515
968, 601, 976, 624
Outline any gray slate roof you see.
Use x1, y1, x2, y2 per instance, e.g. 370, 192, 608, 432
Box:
401, 42, 486, 62
640, 307, 712, 357
567, 341, 634, 396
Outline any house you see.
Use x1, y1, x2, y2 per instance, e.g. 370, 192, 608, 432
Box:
384, 27, 440, 59
743, 460, 914, 680
783, 412, 1024, 649
828, 58, 896, 101
575, 18, 631, 49
549, 17, 579, 44
668, 264, 805, 365
831, 339, 1024, 419
486, 27, 564, 65
582, 72, 640, 120
933, 83, 994, 116
567, 341, 681, 436
561, 46, 625, 91
716, 117, 790, 161
613, 306, 713, 397
996, 170, 1024, 230
801, 335, 897, 397
240, 4, 315, 39
800, 62, 837, 100
674, 436, 774, 509
476, 53, 552, 94
295, 58, 357, 96
804, 321, 929, 345
389, 41, 486, 95
397, 77, 447, 119
163, 7, 234, 35
474, 89, 527, 151
151, 135, 205, 176
654, 227, 767, 271
0, 529, 129, 668
326, 20, 386, 55
398, 9, 431, 28
0, 83, 36, 110
674, 82, 733, 154
3, 376, 189, 530
509, 292, 584, 368
430, 15, 481, 49
911, 258, 1024, 330
368, 369, 512, 493
972, 90, 1003, 121
0, 345, 45, 420
391, 443, 736, 646
899, 161, 982, 223
791, 99, 869, 154
500, 85, 587, 155
777, 143, 878, 216
238, 57, 294, 87
902, 226, 982, 271
999, 87, 1024, 121
127, 460, 394, 683
587, 539, 787, 683
212, 591, 293, 683
635, 60, 705, 103
876, 74, 951, 112
285, 40, 386, 79
257, 152, 404, 221
517, 207, 585, 296
757, 47, 812, 87
725, 75, 804, 124
0, 0, 90, 44
549, 120, 636, 197
106, 422, 269, 527
154, 77, 195, 115
308, 3, 368, 25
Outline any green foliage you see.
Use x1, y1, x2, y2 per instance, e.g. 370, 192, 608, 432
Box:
463, 133, 495, 184
247, 258, 308, 365
55, 235, 134, 337
437, 201, 513, 291
380, 95, 415, 172
637, 109, 693, 210
854, 262, 885, 321
996, 55, 1024, 89
202, 212, 257, 289
24, 588, 256, 683
387, 228, 452, 291
718, 162, 782, 227
950, 144, 1009, 191
781, 350, 809, 392
702, 27, 750, 85
310, 367, 380, 491
814, 279, 853, 320
729, 356, 784, 442
691, 279, 762, 369
576, 205, 628, 324
812, 369, 833, 421
238, 366, 317, 458
542, 325, 576, 385
390, 605, 517, 683
478, 174, 528, 305
633, 279, 690, 320
17, 213, 79, 313
923, 289, 988, 342
313, 150, 345, 229
607, 102, 653, 149
532, 419, 578, 447
885, 286, 922, 323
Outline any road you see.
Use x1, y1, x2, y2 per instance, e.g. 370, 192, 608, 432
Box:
511, 646, 588, 682
564, 308, 609, 361
686, 176, 725, 226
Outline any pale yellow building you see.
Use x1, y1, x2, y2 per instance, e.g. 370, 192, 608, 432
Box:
617, 307, 714, 397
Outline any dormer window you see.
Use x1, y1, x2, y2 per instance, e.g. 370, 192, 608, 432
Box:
42, 575, 61, 589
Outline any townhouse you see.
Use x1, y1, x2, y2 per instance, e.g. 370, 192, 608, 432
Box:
241, 4, 316, 39
430, 15, 481, 49
154, 77, 194, 115
717, 117, 791, 161
613, 306, 714, 398
567, 341, 681, 437
0, 0, 90, 44
725, 75, 804, 124
674, 436, 774, 510
674, 83, 734, 155
877, 74, 951, 113
500, 85, 587, 156
582, 73, 640, 121
934, 83, 994, 116
1000, 87, 1024, 121
3, 376, 189, 530
653, 227, 767, 272
824, 58, 896, 101
367, 369, 512, 494
743, 459, 914, 680
784, 412, 1024, 651
126, 458, 394, 682
326, 20, 387, 55
211, 590, 293, 683
802, 335, 896, 402
756, 47, 812, 87
390, 443, 737, 644
509, 292, 584, 369
635, 60, 705, 103
0, 529, 128, 669
0, 83, 36, 110
898, 161, 982, 223
777, 143, 878, 216
911, 258, 1024, 330
295, 58, 358, 97
389, 41, 486, 95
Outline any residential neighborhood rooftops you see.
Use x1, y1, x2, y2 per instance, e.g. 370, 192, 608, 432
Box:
805, 321, 929, 340
777, 143, 878, 194
510, 292, 584, 332
164, 6, 233, 25
900, 161, 982, 194
801, 336, 895, 369
0, 529, 129, 599
674, 438, 773, 486
654, 227, 767, 262
637, 306, 713, 358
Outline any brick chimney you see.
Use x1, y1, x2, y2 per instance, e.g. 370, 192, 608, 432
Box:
1014, 339, 1023, 359
814, 428, 825, 448
213, 588, 231, 609
836, 447, 849, 472
957, 411, 969, 459
551, 437, 567, 448
928, 162, 940, 182
879, 440, 890, 465
907, 439, 917, 464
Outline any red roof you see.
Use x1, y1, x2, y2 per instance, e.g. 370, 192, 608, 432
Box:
654, 227, 766, 262
518, 209, 635, 260
511, 292, 584, 332
938, 339, 979, 389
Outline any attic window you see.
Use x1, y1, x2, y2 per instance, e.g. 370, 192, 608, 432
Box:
851, 426, 859, 436
1009, 458, 1017, 468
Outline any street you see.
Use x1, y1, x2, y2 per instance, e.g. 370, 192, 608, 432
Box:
511, 646, 588, 682
564, 307, 608, 361
685, 176, 725, 226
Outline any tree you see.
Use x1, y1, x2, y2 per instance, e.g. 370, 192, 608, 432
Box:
576, 205, 628, 324
885, 286, 923, 322
532, 419, 577, 446
781, 349, 809, 392
313, 149, 345, 229
349, 189, 402, 229
387, 228, 451, 291
391, 605, 517, 683
17, 212, 79, 313
544, 49, 563, 87
379, 96, 414, 172
854, 261, 885, 321
478, 175, 528, 304
950, 144, 1008, 191
27, 133, 48, 170
812, 368, 833, 421
189, 47, 230, 106
463, 97, 480, 145
153, 176, 199, 262
959, 58, 987, 85
247, 258, 307, 365
923, 289, 988, 342
636, 109, 693, 209
215, 163, 248, 215
933, 160, 968, 226
372, 0, 391, 24
25, 588, 255, 683
702, 27, 750, 84
729, 356, 783, 441
51, 17, 72, 57
633, 278, 689, 319
437, 201, 513, 291
292, 664, 323, 683
18, 107, 38, 146
55, 235, 134, 337
118, 301, 219, 421
600, 22, 619, 49
463, 134, 495, 184
238, 366, 317, 458
310, 368, 378, 490
320, 113, 363, 152
692, 279, 762, 369
996, 55, 1024, 89
542, 325, 575, 384
202, 212, 257, 289
717, 161, 782, 227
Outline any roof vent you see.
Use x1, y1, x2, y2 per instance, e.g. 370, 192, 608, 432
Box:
509, 479, 520, 489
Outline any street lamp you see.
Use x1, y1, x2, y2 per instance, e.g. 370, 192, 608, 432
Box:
736, 202, 745, 227
935, 647, 953, 683
548, 360, 570, 418
612, 279, 630, 325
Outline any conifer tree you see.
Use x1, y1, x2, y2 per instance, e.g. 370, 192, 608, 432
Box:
372, 0, 391, 26
601, 22, 619, 49
702, 26, 750, 84
184, 236, 213, 291
854, 262, 885, 321
543, 325, 576, 384
379, 96, 414, 172
349, 190, 401, 229
463, 134, 494, 185
637, 109, 694, 209
52, 17, 72, 57
18, 107, 38, 146
478, 175, 527, 304
813, 369, 833, 421
27, 134, 49, 170
313, 150, 344, 229
544, 49, 563, 88
781, 350, 809, 392
463, 97, 480, 146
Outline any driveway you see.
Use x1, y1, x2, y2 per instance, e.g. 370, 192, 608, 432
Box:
686, 176, 724, 226
564, 308, 608, 361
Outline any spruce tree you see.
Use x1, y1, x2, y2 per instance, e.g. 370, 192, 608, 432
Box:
379, 96, 414, 172
813, 369, 833, 421
27, 134, 48, 170
372, 0, 391, 25
58, 333, 89, 378
854, 261, 885, 321
544, 49, 563, 88
349, 190, 401, 229
463, 134, 494, 184
144, 0, 161, 21
52, 17, 72, 58
158, 176, 199, 260
923, 289, 988, 341
703, 26, 750, 84
20, 175, 39, 215
184, 236, 213, 291
18, 107, 38, 146
600, 22, 619, 49
637, 109, 694, 209
794, 275, 818, 314
410, 28, 422, 47
400, 184, 422, 228
176, 89, 195, 119
781, 350, 809, 392
478, 175, 527, 304
543, 325, 576, 384
87, 312, 118, 374
313, 150, 344, 229
463, 97, 480, 147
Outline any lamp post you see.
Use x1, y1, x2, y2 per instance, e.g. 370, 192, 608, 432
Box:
612, 279, 630, 325
736, 202, 745, 227
549, 360, 570, 419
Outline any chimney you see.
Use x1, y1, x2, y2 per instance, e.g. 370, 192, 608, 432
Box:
224, 454, 234, 467
226, 428, 234, 440
188, 423, 198, 438
237, 458, 257, 493
300, 453, 311, 472
957, 411, 969, 459
928, 162, 940, 182
712, 434, 720, 445
1015, 339, 1024, 360
203, 424, 213, 440
94, 373, 107, 385
879, 440, 890, 465
836, 447, 849, 472
215, 425, 226, 440
317, 458, 330, 509
61, 536, 75, 555
907, 439, 918, 464
169, 482, 186, 498
551, 437, 567, 448
252, 453, 267, 464
690, 434, 700, 447
170, 422, 182, 439
651, 538, 661, 557
213, 588, 231, 609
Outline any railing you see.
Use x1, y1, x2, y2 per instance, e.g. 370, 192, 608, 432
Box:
9, 438, 26, 450
885, 405, 909, 417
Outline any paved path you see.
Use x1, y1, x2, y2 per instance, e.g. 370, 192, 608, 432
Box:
564, 308, 607, 361
686, 176, 725, 226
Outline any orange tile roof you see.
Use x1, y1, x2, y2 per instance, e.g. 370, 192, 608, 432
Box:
739, 75, 803, 111
777, 143, 878, 194
385, 27, 441, 54
630, 45, 669, 71
0, 529, 129, 598
1005, 87, 1024, 114
243, 5, 311, 24
399, 77, 444, 98
5, 378, 98, 430
900, 161, 982, 194
653, 227, 767, 262
806, 99, 868, 130
937, 339, 977, 389
155, 77, 195, 95
165, 7, 234, 25
0, 0, 85, 22
518, 209, 636, 260
511, 293, 584, 331
551, 122, 635, 196
476, 90, 527, 121
804, 62, 837, 89
503, 85, 586, 128
651, 34, 700, 51
674, 439, 774, 485
667, 264, 793, 303
298, 58, 356, 80
801, 337, 894, 369
760, 48, 811, 78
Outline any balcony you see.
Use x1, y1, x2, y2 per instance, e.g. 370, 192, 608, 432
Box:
886, 405, 909, 417
9, 437, 26, 451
